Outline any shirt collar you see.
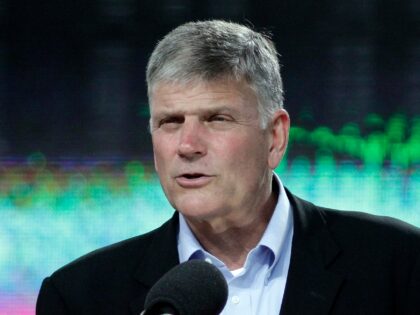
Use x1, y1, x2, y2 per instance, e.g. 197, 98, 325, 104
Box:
258, 173, 292, 270
177, 172, 292, 268
177, 212, 204, 263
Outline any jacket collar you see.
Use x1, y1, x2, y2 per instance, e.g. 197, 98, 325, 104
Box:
280, 189, 344, 315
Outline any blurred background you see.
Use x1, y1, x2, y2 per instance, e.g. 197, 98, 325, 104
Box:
1, 0, 419, 314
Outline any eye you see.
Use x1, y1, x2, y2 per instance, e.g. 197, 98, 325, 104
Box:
208, 114, 231, 122
158, 116, 184, 129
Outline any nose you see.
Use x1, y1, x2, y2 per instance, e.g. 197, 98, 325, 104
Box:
177, 119, 207, 160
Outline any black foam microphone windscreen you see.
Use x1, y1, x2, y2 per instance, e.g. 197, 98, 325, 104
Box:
143, 260, 228, 315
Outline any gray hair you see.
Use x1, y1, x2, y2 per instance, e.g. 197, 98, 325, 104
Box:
146, 20, 284, 128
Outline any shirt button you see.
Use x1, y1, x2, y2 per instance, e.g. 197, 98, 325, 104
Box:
231, 296, 240, 304
205, 258, 212, 264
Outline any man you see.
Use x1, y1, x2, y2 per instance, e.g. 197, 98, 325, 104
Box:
37, 20, 420, 315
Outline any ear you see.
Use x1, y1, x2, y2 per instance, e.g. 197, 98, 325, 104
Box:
268, 109, 290, 169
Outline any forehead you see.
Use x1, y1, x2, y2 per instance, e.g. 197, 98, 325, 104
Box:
149, 79, 258, 115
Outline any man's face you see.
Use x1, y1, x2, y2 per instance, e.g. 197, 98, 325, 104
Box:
150, 79, 288, 224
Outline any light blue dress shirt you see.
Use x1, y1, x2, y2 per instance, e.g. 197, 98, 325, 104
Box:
177, 173, 294, 315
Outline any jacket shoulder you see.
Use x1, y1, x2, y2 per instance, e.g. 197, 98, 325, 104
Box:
320, 206, 420, 242
289, 191, 420, 260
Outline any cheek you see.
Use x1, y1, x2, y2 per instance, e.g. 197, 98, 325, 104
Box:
215, 133, 268, 169
213, 135, 243, 160
152, 136, 175, 172
153, 133, 176, 153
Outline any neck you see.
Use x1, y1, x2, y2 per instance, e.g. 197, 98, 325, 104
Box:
185, 182, 279, 270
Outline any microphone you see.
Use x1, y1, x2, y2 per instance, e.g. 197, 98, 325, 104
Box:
142, 260, 228, 315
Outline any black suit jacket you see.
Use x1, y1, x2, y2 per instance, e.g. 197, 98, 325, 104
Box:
36, 191, 420, 314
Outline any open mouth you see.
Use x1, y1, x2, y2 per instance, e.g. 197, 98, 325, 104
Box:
175, 173, 212, 187
182, 173, 205, 179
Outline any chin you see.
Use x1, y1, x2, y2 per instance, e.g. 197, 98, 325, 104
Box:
175, 199, 223, 221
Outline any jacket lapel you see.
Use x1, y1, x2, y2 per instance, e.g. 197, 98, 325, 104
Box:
280, 191, 344, 315
130, 213, 180, 315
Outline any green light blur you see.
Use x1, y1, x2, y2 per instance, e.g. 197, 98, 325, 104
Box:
288, 113, 420, 168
